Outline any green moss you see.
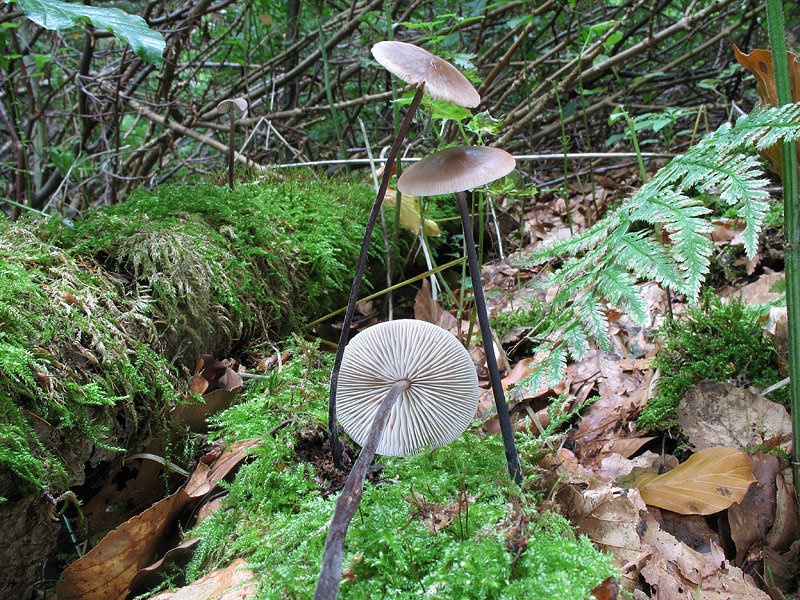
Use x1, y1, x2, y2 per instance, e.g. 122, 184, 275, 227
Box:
490, 299, 554, 343
638, 291, 784, 431
48, 174, 386, 359
0, 218, 179, 501
185, 345, 615, 599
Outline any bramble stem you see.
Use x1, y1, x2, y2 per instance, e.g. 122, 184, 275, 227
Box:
455, 190, 522, 484
328, 84, 425, 469
314, 379, 410, 600
766, 0, 800, 494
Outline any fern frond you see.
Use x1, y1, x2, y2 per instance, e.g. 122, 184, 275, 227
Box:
597, 264, 648, 325
576, 291, 610, 350
512, 102, 800, 391
562, 323, 589, 362
616, 231, 684, 292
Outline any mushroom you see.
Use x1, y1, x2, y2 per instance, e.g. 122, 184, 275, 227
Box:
328, 42, 481, 468
314, 319, 478, 600
216, 97, 248, 190
397, 145, 522, 483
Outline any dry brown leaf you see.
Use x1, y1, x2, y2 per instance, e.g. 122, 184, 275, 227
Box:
733, 46, 800, 177
728, 453, 779, 564
413, 279, 457, 332
127, 538, 201, 598
652, 509, 720, 554
501, 358, 537, 394
635, 446, 756, 515
766, 470, 800, 553
566, 485, 648, 592
726, 271, 785, 305
56, 488, 191, 600
640, 513, 769, 600
57, 440, 259, 600
678, 381, 793, 454
148, 558, 256, 600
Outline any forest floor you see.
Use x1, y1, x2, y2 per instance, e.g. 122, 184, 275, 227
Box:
46, 152, 800, 600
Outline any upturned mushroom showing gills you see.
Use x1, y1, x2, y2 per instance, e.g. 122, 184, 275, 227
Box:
397, 146, 522, 484
327, 41, 481, 469
314, 319, 479, 600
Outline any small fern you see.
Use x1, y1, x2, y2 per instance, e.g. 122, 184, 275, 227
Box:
514, 103, 800, 393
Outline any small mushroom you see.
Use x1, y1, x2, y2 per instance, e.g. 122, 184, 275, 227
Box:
314, 319, 479, 600
371, 41, 480, 108
216, 97, 248, 190
397, 146, 522, 483
328, 43, 481, 468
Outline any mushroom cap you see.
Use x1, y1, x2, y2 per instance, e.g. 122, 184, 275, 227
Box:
217, 97, 248, 114
396, 146, 516, 196
337, 319, 479, 457
371, 41, 480, 108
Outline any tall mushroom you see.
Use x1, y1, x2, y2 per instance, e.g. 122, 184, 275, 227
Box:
216, 97, 248, 190
314, 319, 479, 600
397, 145, 522, 483
328, 41, 481, 468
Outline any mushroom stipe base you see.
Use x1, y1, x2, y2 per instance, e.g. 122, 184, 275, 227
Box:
314, 379, 410, 600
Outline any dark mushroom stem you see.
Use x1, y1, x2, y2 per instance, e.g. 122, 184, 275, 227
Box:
315, 378, 411, 600
328, 83, 425, 469
227, 110, 235, 190
455, 190, 522, 484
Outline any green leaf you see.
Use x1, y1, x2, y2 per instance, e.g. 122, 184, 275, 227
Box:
16, 0, 165, 66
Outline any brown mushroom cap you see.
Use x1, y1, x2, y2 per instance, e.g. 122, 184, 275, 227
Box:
396, 146, 516, 196
337, 319, 479, 457
371, 41, 480, 108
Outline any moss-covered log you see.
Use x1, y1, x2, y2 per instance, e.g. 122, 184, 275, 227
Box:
0, 174, 381, 598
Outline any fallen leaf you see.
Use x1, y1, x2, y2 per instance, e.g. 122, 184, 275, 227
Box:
382, 187, 440, 236
678, 381, 793, 454
413, 279, 457, 332
727, 453, 779, 564
635, 446, 756, 515
566, 485, 648, 591
640, 512, 769, 599
726, 271, 785, 305
733, 46, 800, 178
57, 440, 259, 600
148, 558, 256, 600
766, 470, 800, 553
127, 538, 201, 598
652, 508, 720, 554
56, 488, 191, 600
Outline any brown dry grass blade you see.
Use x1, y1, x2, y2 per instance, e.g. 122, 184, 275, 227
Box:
635, 446, 756, 515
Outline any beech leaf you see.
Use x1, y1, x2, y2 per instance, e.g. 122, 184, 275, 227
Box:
382, 187, 441, 236
635, 446, 756, 515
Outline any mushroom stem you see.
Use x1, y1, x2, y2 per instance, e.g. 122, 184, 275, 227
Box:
227, 110, 235, 190
455, 190, 522, 484
328, 84, 425, 469
315, 378, 411, 600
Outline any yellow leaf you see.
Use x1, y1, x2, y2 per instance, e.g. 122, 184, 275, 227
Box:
634, 446, 756, 515
383, 187, 441, 237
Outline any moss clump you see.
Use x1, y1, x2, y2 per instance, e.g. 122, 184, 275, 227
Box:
490, 299, 554, 343
0, 218, 179, 502
48, 174, 384, 362
638, 291, 784, 431
185, 344, 615, 599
